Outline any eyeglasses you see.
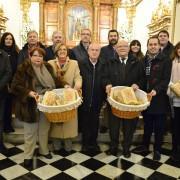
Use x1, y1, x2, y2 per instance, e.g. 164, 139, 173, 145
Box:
81, 33, 90, 36
32, 54, 43, 58
116, 45, 129, 48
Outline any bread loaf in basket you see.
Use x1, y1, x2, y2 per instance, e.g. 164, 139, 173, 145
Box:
170, 81, 180, 97
108, 86, 150, 119
38, 88, 82, 122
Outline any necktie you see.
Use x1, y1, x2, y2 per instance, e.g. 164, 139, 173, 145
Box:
121, 58, 126, 82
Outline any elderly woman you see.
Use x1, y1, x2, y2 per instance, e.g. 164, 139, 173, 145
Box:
48, 43, 82, 154
11, 47, 66, 168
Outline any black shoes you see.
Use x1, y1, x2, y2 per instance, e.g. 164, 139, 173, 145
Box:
123, 150, 131, 158
24, 159, 33, 168
106, 148, 118, 156
0, 145, 8, 155
132, 145, 150, 154
100, 126, 108, 133
37, 153, 52, 159
4, 127, 15, 133
153, 151, 161, 161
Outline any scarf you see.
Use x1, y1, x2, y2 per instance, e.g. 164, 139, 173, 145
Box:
171, 58, 180, 83
32, 63, 56, 94
56, 57, 70, 76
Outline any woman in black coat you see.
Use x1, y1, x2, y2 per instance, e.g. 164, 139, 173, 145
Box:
0, 32, 19, 133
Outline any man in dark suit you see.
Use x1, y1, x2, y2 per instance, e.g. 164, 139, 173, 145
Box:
158, 30, 174, 58
100, 29, 119, 63
45, 31, 64, 61
78, 43, 105, 152
103, 39, 145, 158
69, 28, 91, 62
132, 36, 172, 161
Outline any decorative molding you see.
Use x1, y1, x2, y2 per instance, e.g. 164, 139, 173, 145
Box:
148, 0, 172, 37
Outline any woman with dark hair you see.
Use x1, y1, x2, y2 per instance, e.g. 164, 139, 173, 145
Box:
129, 40, 144, 61
0, 32, 19, 133
11, 47, 67, 168
168, 41, 180, 162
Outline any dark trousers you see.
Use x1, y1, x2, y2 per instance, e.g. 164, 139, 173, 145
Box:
0, 95, 5, 147
109, 112, 138, 152
81, 108, 100, 147
172, 107, 180, 153
3, 92, 13, 131
143, 113, 165, 152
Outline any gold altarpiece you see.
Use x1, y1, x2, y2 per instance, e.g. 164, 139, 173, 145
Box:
147, 0, 177, 40
21, 0, 120, 47
0, 6, 8, 37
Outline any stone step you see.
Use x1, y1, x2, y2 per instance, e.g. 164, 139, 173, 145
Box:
4, 127, 171, 145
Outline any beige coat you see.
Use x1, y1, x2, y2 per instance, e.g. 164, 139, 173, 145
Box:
48, 58, 82, 138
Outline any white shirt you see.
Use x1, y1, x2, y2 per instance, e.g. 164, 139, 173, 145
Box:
119, 57, 128, 64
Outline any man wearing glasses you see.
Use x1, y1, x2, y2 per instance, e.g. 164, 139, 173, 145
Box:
70, 28, 91, 63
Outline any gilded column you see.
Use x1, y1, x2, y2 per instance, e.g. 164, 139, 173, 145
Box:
126, 6, 136, 37
39, 0, 45, 43
20, 0, 30, 24
112, 2, 119, 29
93, 0, 100, 42
58, 0, 65, 36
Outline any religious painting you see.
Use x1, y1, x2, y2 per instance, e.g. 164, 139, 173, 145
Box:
67, 6, 91, 41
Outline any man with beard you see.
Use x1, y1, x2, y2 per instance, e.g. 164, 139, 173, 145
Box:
100, 29, 119, 63
99, 30, 119, 133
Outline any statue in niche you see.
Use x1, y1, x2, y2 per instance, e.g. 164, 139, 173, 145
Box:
67, 6, 91, 41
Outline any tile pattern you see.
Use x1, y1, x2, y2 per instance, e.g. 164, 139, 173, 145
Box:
0, 143, 180, 180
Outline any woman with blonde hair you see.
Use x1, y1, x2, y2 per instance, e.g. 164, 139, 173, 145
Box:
48, 43, 82, 154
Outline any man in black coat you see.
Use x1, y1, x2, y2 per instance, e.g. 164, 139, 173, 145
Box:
45, 31, 64, 61
18, 30, 46, 64
133, 36, 172, 161
103, 40, 145, 158
69, 28, 91, 62
0, 49, 12, 153
100, 29, 119, 63
78, 43, 105, 152
158, 30, 174, 58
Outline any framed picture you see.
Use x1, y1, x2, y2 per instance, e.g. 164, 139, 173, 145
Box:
67, 6, 92, 41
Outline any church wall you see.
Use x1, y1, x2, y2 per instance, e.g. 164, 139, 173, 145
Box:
133, 0, 159, 53
1, 0, 22, 47
174, 2, 180, 45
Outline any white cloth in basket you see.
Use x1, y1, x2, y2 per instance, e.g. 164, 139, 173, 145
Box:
108, 86, 150, 112
38, 89, 82, 113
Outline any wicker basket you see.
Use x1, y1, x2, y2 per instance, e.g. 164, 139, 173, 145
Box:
111, 107, 140, 119
44, 109, 76, 123
38, 89, 82, 123
108, 86, 150, 119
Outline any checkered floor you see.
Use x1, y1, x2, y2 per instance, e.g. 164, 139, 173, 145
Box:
0, 143, 180, 180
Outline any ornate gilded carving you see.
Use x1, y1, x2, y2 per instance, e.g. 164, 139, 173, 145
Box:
148, 0, 172, 36
0, 5, 8, 36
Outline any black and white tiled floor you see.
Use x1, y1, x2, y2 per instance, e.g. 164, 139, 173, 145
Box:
0, 143, 180, 180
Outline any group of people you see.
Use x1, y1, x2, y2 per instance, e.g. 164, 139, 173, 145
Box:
0, 28, 179, 169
